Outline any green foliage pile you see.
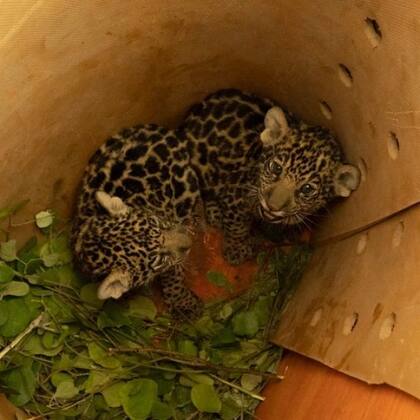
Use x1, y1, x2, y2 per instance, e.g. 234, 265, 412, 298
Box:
0, 205, 311, 419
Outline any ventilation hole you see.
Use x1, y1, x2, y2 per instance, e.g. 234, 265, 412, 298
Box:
368, 121, 376, 137
388, 131, 400, 160
342, 312, 359, 336
392, 221, 404, 248
356, 232, 368, 255
310, 308, 323, 327
365, 18, 382, 48
319, 101, 332, 120
358, 158, 368, 182
338, 64, 353, 87
379, 312, 396, 340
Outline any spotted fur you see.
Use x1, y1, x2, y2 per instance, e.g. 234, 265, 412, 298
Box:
182, 89, 359, 264
72, 124, 202, 315
73, 89, 359, 309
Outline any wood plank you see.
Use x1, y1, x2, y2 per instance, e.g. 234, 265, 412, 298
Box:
257, 353, 420, 420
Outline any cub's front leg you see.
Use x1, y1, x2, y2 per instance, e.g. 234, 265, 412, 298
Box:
158, 265, 203, 317
221, 196, 255, 265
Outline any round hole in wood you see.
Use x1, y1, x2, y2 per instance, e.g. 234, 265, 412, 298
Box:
379, 312, 396, 340
356, 232, 368, 255
392, 221, 404, 248
310, 308, 323, 327
342, 312, 359, 336
338, 64, 353, 87
319, 101, 332, 120
388, 131, 400, 160
365, 17, 382, 48
358, 158, 368, 182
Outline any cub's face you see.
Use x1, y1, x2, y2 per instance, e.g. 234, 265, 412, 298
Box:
256, 107, 360, 225
75, 192, 192, 300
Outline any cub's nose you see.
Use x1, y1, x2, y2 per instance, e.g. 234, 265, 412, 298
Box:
265, 185, 292, 212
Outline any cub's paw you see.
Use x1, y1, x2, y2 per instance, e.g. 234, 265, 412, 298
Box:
223, 238, 255, 265
164, 288, 203, 319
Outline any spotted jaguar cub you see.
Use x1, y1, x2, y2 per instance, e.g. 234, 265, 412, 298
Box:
72, 124, 203, 315
183, 89, 360, 264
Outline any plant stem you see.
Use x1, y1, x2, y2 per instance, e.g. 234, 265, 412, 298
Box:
210, 374, 265, 401
109, 347, 282, 380
0, 313, 45, 360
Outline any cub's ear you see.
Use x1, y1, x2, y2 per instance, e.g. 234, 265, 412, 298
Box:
260, 107, 290, 146
334, 164, 361, 197
96, 191, 129, 216
97, 270, 132, 300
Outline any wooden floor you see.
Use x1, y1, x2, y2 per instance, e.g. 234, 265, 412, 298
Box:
256, 352, 420, 420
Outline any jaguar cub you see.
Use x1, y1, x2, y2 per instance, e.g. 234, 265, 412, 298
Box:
182, 89, 360, 264
72, 124, 203, 315
72, 89, 360, 312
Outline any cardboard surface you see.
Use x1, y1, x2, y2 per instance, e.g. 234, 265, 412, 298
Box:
0, 394, 27, 419
274, 205, 420, 398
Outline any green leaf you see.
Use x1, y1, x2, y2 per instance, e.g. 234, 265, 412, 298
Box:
191, 384, 221, 413
52, 353, 74, 370
211, 327, 238, 347
80, 283, 103, 309
194, 315, 216, 336
54, 380, 79, 399
220, 396, 242, 420
240, 373, 263, 391
39, 266, 82, 288
88, 342, 121, 369
97, 301, 132, 329
0, 240, 17, 262
232, 311, 259, 337
206, 271, 233, 292
51, 372, 72, 387
42, 331, 61, 349
84, 371, 110, 394
184, 372, 214, 386
121, 379, 158, 420
174, 385, 191, 408
128, 295, 157, 320
254, 296, 272, 325
0, 281, 30, 297
155, 378, 174, 395
151, 400, 172, 420
39, 236, 72, 267
43, 296, 76, 323
219, 303, 233, 320
177, 339, 198, 356
0, 200, 29, 222
0, 262, 15, 283
102, 382, 125, 408
2, 364, 36, 406
0, 300, 8, 326
179, 375, 196, 387
35, 210, 54, 229
0, 297, 36, 337
23, 335, 63, 356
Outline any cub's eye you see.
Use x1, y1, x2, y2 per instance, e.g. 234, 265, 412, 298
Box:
268, 160, 282, 176
300, 183, 318, 197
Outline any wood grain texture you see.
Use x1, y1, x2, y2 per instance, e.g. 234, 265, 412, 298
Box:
257, 353, 420, 420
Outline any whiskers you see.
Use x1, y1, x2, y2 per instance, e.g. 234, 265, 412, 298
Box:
242, 184, 260, 199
